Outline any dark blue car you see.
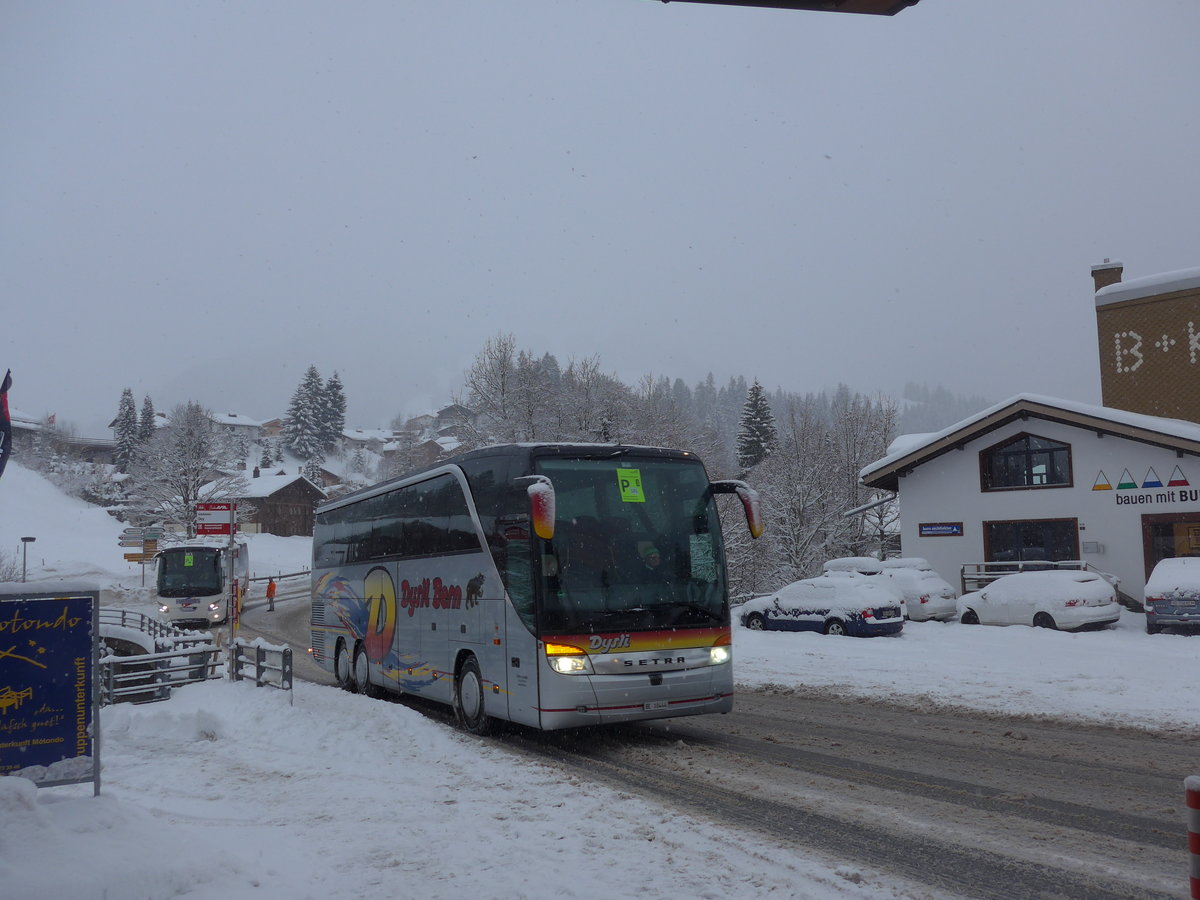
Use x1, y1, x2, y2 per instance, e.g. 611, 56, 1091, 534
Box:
739, 574, 904, 637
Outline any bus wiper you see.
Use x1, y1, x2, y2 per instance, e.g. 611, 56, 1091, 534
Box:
669, 602, 721, 623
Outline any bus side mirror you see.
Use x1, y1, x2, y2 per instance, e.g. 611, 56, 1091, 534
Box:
711, 480, 765, 539
515, 475, 556, 541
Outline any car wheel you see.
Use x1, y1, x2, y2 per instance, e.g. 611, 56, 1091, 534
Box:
745, 612, 766, 631
1033, 612, 1058, 630
333, 639, 353, 691
824, 619, 847, 636
960, 609, 979, 625
456, 656, 494, 735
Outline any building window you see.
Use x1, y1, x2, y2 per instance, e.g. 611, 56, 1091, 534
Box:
980, 433, 1072, 491
984, 519, 1079, 563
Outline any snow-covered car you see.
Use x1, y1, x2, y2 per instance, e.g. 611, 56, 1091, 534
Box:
820, 557, 906, 618
739, 574, 904, 637
956, 570, 1120, 631
1144, 557, 1200, 634
877, 559, 958, 622
821, 556, 957, 621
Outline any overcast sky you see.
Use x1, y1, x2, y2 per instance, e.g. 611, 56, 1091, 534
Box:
3, 0, 1198, 436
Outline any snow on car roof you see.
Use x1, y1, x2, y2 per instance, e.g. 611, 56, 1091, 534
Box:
776, 574, 897, 603
1145, 557, 1200, 595
878, 558, 933, 570
983, 570, 1112, 600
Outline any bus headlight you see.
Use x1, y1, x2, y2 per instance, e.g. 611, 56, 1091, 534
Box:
158, 604, 169, 614
548, 655, 592, 674
208, 602, 221, 612
709, 646, 731, 665
545, 642, 593, 675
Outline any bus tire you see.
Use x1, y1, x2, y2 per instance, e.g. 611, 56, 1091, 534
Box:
352, 642, 373, 695
455, 656, 493, 736
334, 639, 353, 691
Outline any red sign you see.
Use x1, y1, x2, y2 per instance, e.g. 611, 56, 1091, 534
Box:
195, 501, 236, 535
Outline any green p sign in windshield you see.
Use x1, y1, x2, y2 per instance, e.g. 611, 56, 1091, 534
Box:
617, 468, 645, 503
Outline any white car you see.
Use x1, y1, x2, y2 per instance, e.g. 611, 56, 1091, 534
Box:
822, 557, 957, 622
956, 571, 1120, 631
739, 574, 904, 637
878, 559, 958, 622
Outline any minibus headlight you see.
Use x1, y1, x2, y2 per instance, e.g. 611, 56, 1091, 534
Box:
709, 646, 731, 665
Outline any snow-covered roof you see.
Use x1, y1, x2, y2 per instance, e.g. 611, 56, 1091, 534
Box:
8, 407, 44, 429
1095, 265, 1200, 307
861, 393, 1200, 492
343, 427, 394, 443
212, 412, 265, 428
202, 472, 326, 500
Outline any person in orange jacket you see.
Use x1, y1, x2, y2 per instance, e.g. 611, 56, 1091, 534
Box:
266, 577, 277, 612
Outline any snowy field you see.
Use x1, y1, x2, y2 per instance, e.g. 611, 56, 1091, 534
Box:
2, 462, 1197, 899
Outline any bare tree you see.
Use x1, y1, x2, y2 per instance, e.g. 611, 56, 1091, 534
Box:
126, 402, 250, 532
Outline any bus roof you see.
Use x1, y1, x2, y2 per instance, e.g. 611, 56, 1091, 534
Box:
317, 442, 704, 513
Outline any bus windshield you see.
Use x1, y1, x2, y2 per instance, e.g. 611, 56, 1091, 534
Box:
157, 547, 223, 597
534, 455, 728, 633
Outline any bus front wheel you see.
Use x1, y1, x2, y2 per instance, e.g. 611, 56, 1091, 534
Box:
456, 656, 494, 736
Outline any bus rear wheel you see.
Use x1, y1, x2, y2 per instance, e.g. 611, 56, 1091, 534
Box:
456, 656, 494, 736
352, 643, 373, 695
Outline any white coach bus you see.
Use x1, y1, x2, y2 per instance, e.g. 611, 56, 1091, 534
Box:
310, 443, 762, 733
155, 537, 249, 629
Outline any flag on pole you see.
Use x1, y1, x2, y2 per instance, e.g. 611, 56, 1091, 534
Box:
0, 369, 12, 482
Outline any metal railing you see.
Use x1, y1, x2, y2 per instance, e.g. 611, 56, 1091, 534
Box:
960, 560, 1119, 594
230, 638, 293, 703
99, 607, 212, 647
98, 643, 222, 705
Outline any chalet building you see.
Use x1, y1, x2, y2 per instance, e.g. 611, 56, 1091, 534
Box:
211, 412, 264, 442
234, 470, 327, 537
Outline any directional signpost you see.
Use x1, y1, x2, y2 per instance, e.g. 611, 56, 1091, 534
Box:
117, 526, 163, 582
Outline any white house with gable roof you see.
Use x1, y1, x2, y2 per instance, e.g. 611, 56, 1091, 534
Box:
861, 394, 1200, 602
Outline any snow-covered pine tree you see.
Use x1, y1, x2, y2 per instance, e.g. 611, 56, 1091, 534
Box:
302, 455, 324, 486
137, 395, 157, 444
281, 365, 326, 460
322, 371, 347, 454
114, 388, 139, 473
736, 379, 777, 471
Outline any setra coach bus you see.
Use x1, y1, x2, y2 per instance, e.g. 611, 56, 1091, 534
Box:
310, 443, 763, 733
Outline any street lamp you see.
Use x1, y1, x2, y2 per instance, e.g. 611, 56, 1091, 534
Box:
20, 536, 35, 582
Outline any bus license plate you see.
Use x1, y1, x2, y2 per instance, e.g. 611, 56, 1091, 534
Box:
644, 700, 668, 711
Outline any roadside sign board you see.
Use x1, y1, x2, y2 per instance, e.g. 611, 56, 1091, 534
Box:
0, 588, 100, 794
123, 552, 155, 563
195, 502, 236, 535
